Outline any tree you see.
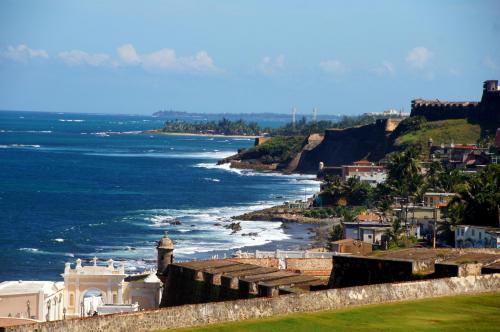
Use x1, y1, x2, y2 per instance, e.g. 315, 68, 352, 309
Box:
448, 164, 500, 227
328, 224, 344, 248
386, 146, 424, 202
384, 218, 403, 248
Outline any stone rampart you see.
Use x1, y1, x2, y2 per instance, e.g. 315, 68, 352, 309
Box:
5, 274, 499, 332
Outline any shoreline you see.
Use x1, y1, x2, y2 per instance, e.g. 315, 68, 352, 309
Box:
145, 129, 261, 139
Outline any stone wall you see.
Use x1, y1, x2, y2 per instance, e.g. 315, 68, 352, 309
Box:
228, 258, 279, 268
285, 258, 332, 276
328, 255, 416, 288
5, 274, 500, 332
229, 257, 332, 276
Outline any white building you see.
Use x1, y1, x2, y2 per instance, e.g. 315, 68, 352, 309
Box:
455, 225, 500, 248
0, 281, 65, 322
341, 161, 387, 187
63, 257, 161, 318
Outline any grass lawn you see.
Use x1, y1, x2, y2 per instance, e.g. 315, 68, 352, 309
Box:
166, 293, 500, 332
396, 118, 481, 147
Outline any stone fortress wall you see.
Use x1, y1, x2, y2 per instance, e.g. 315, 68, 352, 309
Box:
410, 80, 500, 125
4, 273, 500, 332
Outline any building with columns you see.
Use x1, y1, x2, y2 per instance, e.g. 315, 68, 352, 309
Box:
62, 257, 161, 318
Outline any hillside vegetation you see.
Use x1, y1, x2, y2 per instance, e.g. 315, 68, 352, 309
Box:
394, 118, 481, 148
241, 136, 306, 165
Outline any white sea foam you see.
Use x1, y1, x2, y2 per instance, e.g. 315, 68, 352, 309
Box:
59, 119, 85, 122
203, 177, 221, 182
0, 144, 41, 149
0, 130, 52, 134
53, 238, 65, 243
85, 150, 235, 160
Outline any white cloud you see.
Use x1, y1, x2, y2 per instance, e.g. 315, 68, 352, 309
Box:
319, 59, 348, 75
142, 48, 218, 72
1, 44, 48, 62
257, 55, 285, 76
58, 50, 116, 67
483, 55, 499, 70
117, 44, 140, 65
58, 44, 220, 73
372, 61, 395, 76
406, 47, 432, 69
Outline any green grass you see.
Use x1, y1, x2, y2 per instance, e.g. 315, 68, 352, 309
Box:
396, 119, 480, 147
165, 293, 500, 332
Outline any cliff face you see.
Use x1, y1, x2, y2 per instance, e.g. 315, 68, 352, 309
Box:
294, 119, 399, 173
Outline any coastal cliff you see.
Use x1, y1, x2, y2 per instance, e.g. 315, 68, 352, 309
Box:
219, 119, 401, 174
294, 119, 400, 173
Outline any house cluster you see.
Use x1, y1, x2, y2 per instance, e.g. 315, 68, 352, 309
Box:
338, 191, 500, 251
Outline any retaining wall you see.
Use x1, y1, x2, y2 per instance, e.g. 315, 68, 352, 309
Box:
4, 274, 500, 332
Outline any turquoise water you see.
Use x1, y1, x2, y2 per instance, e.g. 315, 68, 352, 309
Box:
0, 111, 319, 281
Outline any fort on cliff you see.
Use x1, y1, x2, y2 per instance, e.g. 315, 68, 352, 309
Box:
411, 80, 500, 127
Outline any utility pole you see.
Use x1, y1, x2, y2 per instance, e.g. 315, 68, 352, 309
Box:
433, 206, 437, 249
312, 108, 317, 123
292, 107, 297, 128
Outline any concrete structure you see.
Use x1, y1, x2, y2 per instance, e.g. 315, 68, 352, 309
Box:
343, 212, 391, 245
156, 231, 174, 283
341, 160, 387, 186
5, 273, 500, 332
162, 259, 327, 306
62, 258, 161, 318
423, 192, 456, 208
455, 225, 500, 248
62, 258, 127, 318
0, 281, 64, 322
329, 239, 372, 255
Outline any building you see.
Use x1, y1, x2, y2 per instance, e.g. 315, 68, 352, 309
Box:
341, 160, 387, 186
285, 200, 310, 209
62, 257, 161, 318
329, 239, 373, 255
429, 144, 489, 169
343, 212, 391, 246
411, 80, 500, 126
455, 225, 500, 248
0, 281, 64, 322
423, 192, 456, 208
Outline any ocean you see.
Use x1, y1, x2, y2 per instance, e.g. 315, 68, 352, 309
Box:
0, 111, 319, 281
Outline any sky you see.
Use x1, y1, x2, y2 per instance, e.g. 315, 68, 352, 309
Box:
0, 0, 499, 115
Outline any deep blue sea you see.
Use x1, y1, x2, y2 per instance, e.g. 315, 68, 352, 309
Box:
0, 111, 319, 281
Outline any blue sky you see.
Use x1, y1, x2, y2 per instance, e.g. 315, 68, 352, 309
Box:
0, 1, 499, 115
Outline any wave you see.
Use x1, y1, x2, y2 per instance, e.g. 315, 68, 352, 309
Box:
203, 177, 221, 182
59, 119, 85, 122
85, 150, 235, 160
0, 144, 41, 149
0, 130, 52, 134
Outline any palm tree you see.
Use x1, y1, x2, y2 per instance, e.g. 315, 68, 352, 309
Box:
448, 164, 500, 227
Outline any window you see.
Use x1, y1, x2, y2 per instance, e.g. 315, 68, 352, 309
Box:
479, 232, 482, 240
472, 229, 475, 236
69, 294, 74, 306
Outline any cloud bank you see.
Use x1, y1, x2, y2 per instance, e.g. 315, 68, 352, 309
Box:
0, 44, 48, 62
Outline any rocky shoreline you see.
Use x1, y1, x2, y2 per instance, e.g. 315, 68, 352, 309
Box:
233, 205, 338, 248
233, 205, 329, 224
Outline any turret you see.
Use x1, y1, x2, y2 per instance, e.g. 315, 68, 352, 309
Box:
483, 80, 499, 92
156, 231, 174, 282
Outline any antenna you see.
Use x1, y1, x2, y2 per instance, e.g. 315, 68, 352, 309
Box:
312, 108, 317, 123
292, 107, 297, 128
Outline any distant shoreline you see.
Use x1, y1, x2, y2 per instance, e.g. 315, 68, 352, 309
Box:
145, 129, 261, 139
